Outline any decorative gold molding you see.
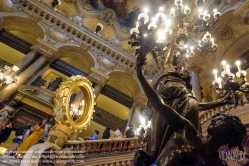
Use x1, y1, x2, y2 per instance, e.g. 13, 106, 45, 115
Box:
54, 75, 95, 133
87, 67, 110, 86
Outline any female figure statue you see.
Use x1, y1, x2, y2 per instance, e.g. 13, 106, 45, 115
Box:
134, 55, 247, 165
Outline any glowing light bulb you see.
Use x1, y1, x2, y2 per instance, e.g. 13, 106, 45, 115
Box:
159, 7, 164, 11
144, 7, 149, 13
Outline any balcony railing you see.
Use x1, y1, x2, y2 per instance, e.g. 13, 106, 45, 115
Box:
63, 137, 146, 158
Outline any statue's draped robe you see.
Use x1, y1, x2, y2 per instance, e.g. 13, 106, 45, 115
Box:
147, 72, 199, 159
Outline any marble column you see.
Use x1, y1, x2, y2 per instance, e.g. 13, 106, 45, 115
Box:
127, 93, 147, 129
6, 45, 40, 78
93, 81, 105, 97
190, 65, 202, 102
26, 64, 50, 85
129, 101, 144, 129
0, 53, 51, 101
87, 67, 110, 98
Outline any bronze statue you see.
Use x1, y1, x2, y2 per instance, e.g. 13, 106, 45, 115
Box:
134, 54, 247, 166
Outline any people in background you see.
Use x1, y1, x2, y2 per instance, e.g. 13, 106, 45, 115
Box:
0, 121, 13, 145
114, 127, 122, 138
85, 130, 99, 140
138, 127, 145, 140
5, 124, 34, 155
17, 119, 46, 152
102, 127, 110, 139
39, 117, 55, 143
124, 125, 135, 138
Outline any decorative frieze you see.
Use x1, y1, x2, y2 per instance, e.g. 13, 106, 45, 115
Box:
87, 67, 109, 86
93, 106, 127, 131
50, 59, 88, 77
16, 85, 56, 108
101, 85, 133, 108
0, 28, 32, 54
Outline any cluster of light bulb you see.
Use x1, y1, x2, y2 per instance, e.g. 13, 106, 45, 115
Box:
0, 65, 19, 86
198, 8, 221, 21
212, 60, 247, 89
169, 0, 191, 17
198, 31, 217, 51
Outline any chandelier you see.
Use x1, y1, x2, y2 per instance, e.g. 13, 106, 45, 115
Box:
70, 100, 85, 121
0, 65, 19, 87
128, 0, 220, 64
212, 60, 249, 106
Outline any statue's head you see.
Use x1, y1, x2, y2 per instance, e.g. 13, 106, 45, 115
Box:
208, 113, 247, 151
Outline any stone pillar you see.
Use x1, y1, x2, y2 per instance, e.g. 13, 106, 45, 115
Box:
26, 64, 50, 85
190, 64, 202, 102
87, 67, 110, 98
14, 46, 40, 71
0, 53, 52, 101
127, 93, 147, 129
4, 45, 40, 78
93, 81, 105, 97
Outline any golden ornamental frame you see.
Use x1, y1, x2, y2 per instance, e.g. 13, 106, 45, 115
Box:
53, 75, 95, 133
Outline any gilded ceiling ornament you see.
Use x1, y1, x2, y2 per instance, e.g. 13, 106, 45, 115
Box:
217, 28, 233, 40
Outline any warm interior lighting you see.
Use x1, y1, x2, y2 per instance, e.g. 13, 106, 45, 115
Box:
12, 65, 19, 72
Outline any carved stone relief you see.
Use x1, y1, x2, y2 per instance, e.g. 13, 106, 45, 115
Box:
48, 27, 69, 44
96, 52, 116, 72
87, 68, 110, 87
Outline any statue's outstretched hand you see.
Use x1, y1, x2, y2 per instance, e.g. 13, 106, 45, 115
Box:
136, 55, 147, 76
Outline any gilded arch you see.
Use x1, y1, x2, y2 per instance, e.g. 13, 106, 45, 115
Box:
0, 15, 45, 43
55, 46, 95, 74
107, 71, 141, 98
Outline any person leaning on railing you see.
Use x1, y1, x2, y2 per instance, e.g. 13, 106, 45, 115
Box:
114, 127, 122, 138
84, 130, 99, 140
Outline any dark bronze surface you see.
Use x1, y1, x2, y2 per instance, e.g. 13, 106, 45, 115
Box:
134, 54, 247, 166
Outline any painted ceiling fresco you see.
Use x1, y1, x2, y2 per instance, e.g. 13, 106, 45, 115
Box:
84, 0, 170, 28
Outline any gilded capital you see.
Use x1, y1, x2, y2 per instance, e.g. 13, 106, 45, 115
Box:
87, 67, 110, 86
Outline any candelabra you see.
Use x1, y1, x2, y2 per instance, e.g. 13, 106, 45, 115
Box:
70, 100, 85, 121
0, 65, 19, 87
128, 0, 220, 64
212, 60, 249, 106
